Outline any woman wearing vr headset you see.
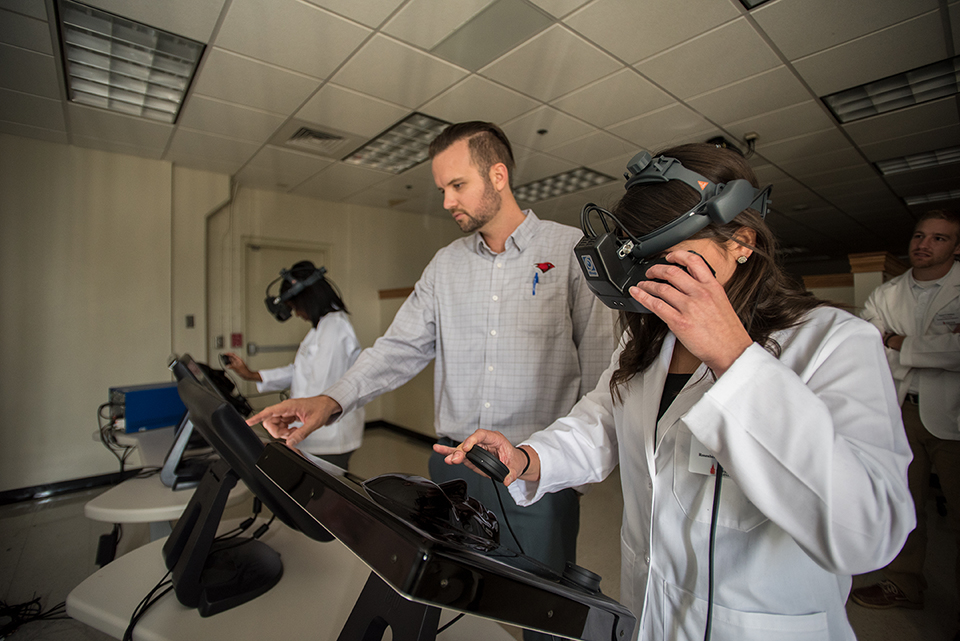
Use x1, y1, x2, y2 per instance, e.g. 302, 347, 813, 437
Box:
224, 261, 363, 468
437, 143, 913, 640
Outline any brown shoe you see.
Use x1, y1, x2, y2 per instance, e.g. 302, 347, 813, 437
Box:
850, 580, 923, 610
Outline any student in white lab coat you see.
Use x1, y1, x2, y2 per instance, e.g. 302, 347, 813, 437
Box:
437, 143, 915, 641
225, 261, 363, 468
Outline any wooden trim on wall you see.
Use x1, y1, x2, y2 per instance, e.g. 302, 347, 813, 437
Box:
848, 252, 908, 276
802, 273, 854, 289
379, 286, 414, 300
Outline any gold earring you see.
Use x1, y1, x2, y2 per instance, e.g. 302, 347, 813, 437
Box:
737, 255, 748, 264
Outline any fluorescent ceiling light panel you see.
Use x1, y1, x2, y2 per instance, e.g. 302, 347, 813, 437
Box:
514, 168, 615, 203
342, 113, 450, 174
904, 189, 960, 206
876, 146, 960, 175
57, 0, 204, 124
823, 56, 960, 124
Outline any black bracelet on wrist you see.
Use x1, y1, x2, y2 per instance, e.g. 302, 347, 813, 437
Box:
883, 333, 893, 348
517, 446, 531, 476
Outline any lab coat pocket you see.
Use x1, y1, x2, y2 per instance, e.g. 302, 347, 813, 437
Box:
662, 582, 828, 641
673, 429, 768, 532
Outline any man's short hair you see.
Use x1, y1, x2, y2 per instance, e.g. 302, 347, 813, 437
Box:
428, 121, 516, 183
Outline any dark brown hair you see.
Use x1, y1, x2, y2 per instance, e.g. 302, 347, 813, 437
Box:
609, 143, 826, 399
428, 121, 516, 182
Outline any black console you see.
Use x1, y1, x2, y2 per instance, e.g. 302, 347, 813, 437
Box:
257, 443, 637, 641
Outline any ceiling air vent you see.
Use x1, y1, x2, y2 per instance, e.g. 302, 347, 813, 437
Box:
285, 127, 345, 154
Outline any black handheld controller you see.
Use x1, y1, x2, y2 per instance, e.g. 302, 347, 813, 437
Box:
466, 446, 510, 484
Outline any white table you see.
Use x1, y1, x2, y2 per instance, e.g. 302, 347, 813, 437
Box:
67, 520, 516, 641
85, 475, 250, 539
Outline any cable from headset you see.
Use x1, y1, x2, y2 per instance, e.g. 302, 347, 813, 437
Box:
490, 477, 526, 556
704, 463, 723, 641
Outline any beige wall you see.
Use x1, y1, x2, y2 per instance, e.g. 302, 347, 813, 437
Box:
0, 133, 457, 492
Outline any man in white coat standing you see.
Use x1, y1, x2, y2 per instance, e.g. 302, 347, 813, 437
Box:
851, 209, 960, 629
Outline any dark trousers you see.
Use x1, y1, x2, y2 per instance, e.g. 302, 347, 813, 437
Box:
429, 444, 580, 641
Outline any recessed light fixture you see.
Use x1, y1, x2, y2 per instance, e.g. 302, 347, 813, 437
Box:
513, 168, 616, 203
822, 56, 960, 124
876, 146, 960, 175
56, 0, 204, 124
342, 113, 450, 174
904, 190, 960, 206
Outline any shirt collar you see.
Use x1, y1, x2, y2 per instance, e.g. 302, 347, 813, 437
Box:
470, 209, 540, 255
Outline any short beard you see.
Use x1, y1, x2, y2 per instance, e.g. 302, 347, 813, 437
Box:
454, 178, 501, 234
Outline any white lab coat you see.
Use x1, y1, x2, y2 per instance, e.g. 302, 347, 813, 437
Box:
258, 311, 364, 455
511, 306, 914, 641
861, 261, 960, 439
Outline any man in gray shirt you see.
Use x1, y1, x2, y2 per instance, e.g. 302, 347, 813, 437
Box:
249, 122, 617, 636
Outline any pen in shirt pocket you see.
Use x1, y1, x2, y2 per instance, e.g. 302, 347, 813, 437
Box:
532, 272, 539, 296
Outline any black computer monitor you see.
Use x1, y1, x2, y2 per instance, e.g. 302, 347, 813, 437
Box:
168, 353, 253, 417
162, 377, 333, 617
256, 440, 637, 641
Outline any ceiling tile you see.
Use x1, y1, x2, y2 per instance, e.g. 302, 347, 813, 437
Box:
842, 97, 960, 146
528, 0, 590, 18
0, 0, 47, 20
802, 164, 881, 190
296, 84, 410, 138
500, 105, 594, 151
635, 18, 780, 100
686, 66, 812, 125
480, 25, 621, 102
216, 0, 370, 79
752, 0, 937, 60
165, 127, 261, 169
0, 121, 68, 144
80, 0, 226, 43
860, 125, 960, 162
755, 128, 854, 165
235, 145, 333, 190
551, 68, 673, 128
431, 0, 553, 71
545, 129, 635, 166
952, 1, 960, 52
0, 9, 53, 54
512, 152, 577, 186
0, 88, 65, 131
382, 0, 493, 50
721, 101, 835, 146
608, 103, 716, 151
293, 162, 392, 201
565, 0, 739, 65
303, 0, 404, 29
178, 95, 285, 143
68, 104, 172, 149
71, 134, 166, 160
792, 11, 946, 96
422, 75, 538, 126
0, 43, 60, 99
332, 35, 467, 109
190, 48, 321, 115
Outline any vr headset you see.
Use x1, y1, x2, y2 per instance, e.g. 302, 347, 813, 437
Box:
574, 150, 771, 313
263, 265, 326, 321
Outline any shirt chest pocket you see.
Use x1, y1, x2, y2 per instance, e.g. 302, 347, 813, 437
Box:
672, 429, 768, 532
511, 276, 567, 338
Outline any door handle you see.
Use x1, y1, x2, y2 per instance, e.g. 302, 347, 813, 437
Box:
247, 342, 300, 357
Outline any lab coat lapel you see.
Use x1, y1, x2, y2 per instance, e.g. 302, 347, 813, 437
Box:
921, 263, 960, 331
642, 334, 674, 469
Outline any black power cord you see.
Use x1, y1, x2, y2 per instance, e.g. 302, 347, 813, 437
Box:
0, 595, 69, 637
704, 463, 724, 641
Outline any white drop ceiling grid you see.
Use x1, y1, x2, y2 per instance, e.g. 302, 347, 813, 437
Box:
1, 0, 958, 270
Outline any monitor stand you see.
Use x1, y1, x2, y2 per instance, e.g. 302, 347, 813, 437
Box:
338, 572, 441, 641
159, 415, 209, 490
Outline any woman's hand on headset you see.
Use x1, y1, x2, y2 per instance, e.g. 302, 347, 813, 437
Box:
628, 248, 752, 377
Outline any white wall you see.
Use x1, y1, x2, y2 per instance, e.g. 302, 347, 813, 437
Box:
0, 133, 458, 492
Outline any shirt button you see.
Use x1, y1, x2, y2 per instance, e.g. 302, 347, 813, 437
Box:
492, 295, 499, 301
496, 263, 503, 268
644, 553, 650, 564
484, 402, 491, 408
488, 366, 494, 372
490, 330, 497, 336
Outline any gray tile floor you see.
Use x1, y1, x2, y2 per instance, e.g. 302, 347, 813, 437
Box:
1, 429, 955, 640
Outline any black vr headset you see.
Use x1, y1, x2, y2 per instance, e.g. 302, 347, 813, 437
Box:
574, 150, 771, 313
263, 265, 326, 321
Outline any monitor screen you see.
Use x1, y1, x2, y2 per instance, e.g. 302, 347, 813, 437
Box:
169, 353, 253, 417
